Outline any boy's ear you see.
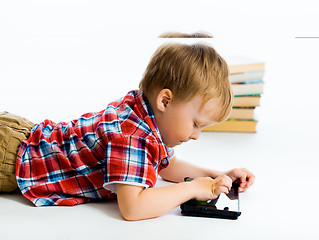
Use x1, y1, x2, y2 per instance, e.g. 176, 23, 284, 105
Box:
156, 89, 173, 112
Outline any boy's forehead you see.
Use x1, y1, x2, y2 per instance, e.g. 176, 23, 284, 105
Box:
190, 95, 220, 112
191, 96, 222, 122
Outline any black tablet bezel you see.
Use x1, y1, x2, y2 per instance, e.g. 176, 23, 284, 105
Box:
180, 178, 241, 220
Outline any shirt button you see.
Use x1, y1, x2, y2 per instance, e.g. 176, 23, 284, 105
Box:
161, 158, 168, 165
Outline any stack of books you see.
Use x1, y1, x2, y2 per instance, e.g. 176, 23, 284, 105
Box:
203, 56, 265, 133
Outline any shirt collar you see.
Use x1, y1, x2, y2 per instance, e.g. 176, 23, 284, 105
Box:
134, 90, 170, 160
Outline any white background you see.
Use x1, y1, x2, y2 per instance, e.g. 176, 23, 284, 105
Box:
1, 0, 319, 239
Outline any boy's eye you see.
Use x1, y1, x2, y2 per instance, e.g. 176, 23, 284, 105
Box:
193, 122, 198, 128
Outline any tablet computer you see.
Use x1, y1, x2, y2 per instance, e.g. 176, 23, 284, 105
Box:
180, 177, 241, 220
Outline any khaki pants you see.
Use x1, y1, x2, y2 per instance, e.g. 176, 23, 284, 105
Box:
0, 112, 34, 192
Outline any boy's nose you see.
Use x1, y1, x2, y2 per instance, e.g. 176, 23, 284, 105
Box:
190, 129, 201, 140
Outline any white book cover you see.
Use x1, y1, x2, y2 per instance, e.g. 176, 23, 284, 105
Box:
232, 81, 264, 96
229, 70, 265, 83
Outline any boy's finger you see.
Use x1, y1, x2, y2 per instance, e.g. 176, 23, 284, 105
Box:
247, 178, 255, 188
240, 171, 248, 184
215, 175, 233, 191
220, 176, 232, 191
215, 186, 229, 195
246, 173, 255, 187
242, 168, 254, 179
241, 168, 255, 185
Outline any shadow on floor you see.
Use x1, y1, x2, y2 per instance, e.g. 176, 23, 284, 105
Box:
0, 192, 124, 220
0, 192, 34, 206
85, 198, 124, 220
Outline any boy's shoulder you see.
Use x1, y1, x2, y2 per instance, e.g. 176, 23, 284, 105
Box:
102, 90, 173, 165
105, 90, 157, 141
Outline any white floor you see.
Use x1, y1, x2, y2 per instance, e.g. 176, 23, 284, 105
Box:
1, 120, 319, 239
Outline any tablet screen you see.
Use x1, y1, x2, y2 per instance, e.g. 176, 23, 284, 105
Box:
215, 185, 239, 212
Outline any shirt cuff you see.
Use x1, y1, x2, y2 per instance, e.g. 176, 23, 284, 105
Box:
103, 181, 150, 194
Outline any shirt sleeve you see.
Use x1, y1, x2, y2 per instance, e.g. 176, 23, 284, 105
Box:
167, 147, 175, 160
103, 136, 160, 193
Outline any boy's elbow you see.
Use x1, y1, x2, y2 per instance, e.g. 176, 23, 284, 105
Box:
120, 206, 135, 221
120, 205, 145, 221
122, 212, 139, 221
118, 197, 142, 221
119, 202, 159, 221
117, 183, 158, 221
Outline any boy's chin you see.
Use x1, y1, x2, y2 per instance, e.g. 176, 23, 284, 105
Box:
166, 141, 183, 148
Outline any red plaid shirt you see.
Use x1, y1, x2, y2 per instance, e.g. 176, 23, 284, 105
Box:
16, 90, 174, 206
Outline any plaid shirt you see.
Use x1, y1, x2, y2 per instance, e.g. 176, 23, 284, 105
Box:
16, 90, 174, 206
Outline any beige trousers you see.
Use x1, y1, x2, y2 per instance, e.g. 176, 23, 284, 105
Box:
0, 112, 34, 192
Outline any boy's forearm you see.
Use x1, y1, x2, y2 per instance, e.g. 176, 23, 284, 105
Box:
159, 157, 223, 183
117, 182, 195, 221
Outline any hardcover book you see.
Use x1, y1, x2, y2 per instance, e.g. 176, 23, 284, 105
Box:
233, 95, 261, 107
226, 56, 265, 74
202, 119, 257, 133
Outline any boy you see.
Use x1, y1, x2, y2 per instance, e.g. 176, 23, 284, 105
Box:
0, 42, 254, 221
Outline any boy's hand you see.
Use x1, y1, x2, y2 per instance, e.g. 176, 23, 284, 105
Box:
191, 175, 232, 201
224, 168, 255, 192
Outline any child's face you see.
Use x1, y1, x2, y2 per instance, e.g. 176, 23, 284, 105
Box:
153, 90, 222, 148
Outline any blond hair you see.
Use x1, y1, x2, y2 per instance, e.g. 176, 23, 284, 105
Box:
159, 31, 213, 38
139, 43, 233, 122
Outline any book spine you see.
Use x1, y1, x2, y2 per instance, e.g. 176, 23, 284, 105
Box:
202, 120, 257, 133
232, 82, 264, 96
229, 62, 265, 74
233, 96, 260, 107
229, 71, 265, 83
